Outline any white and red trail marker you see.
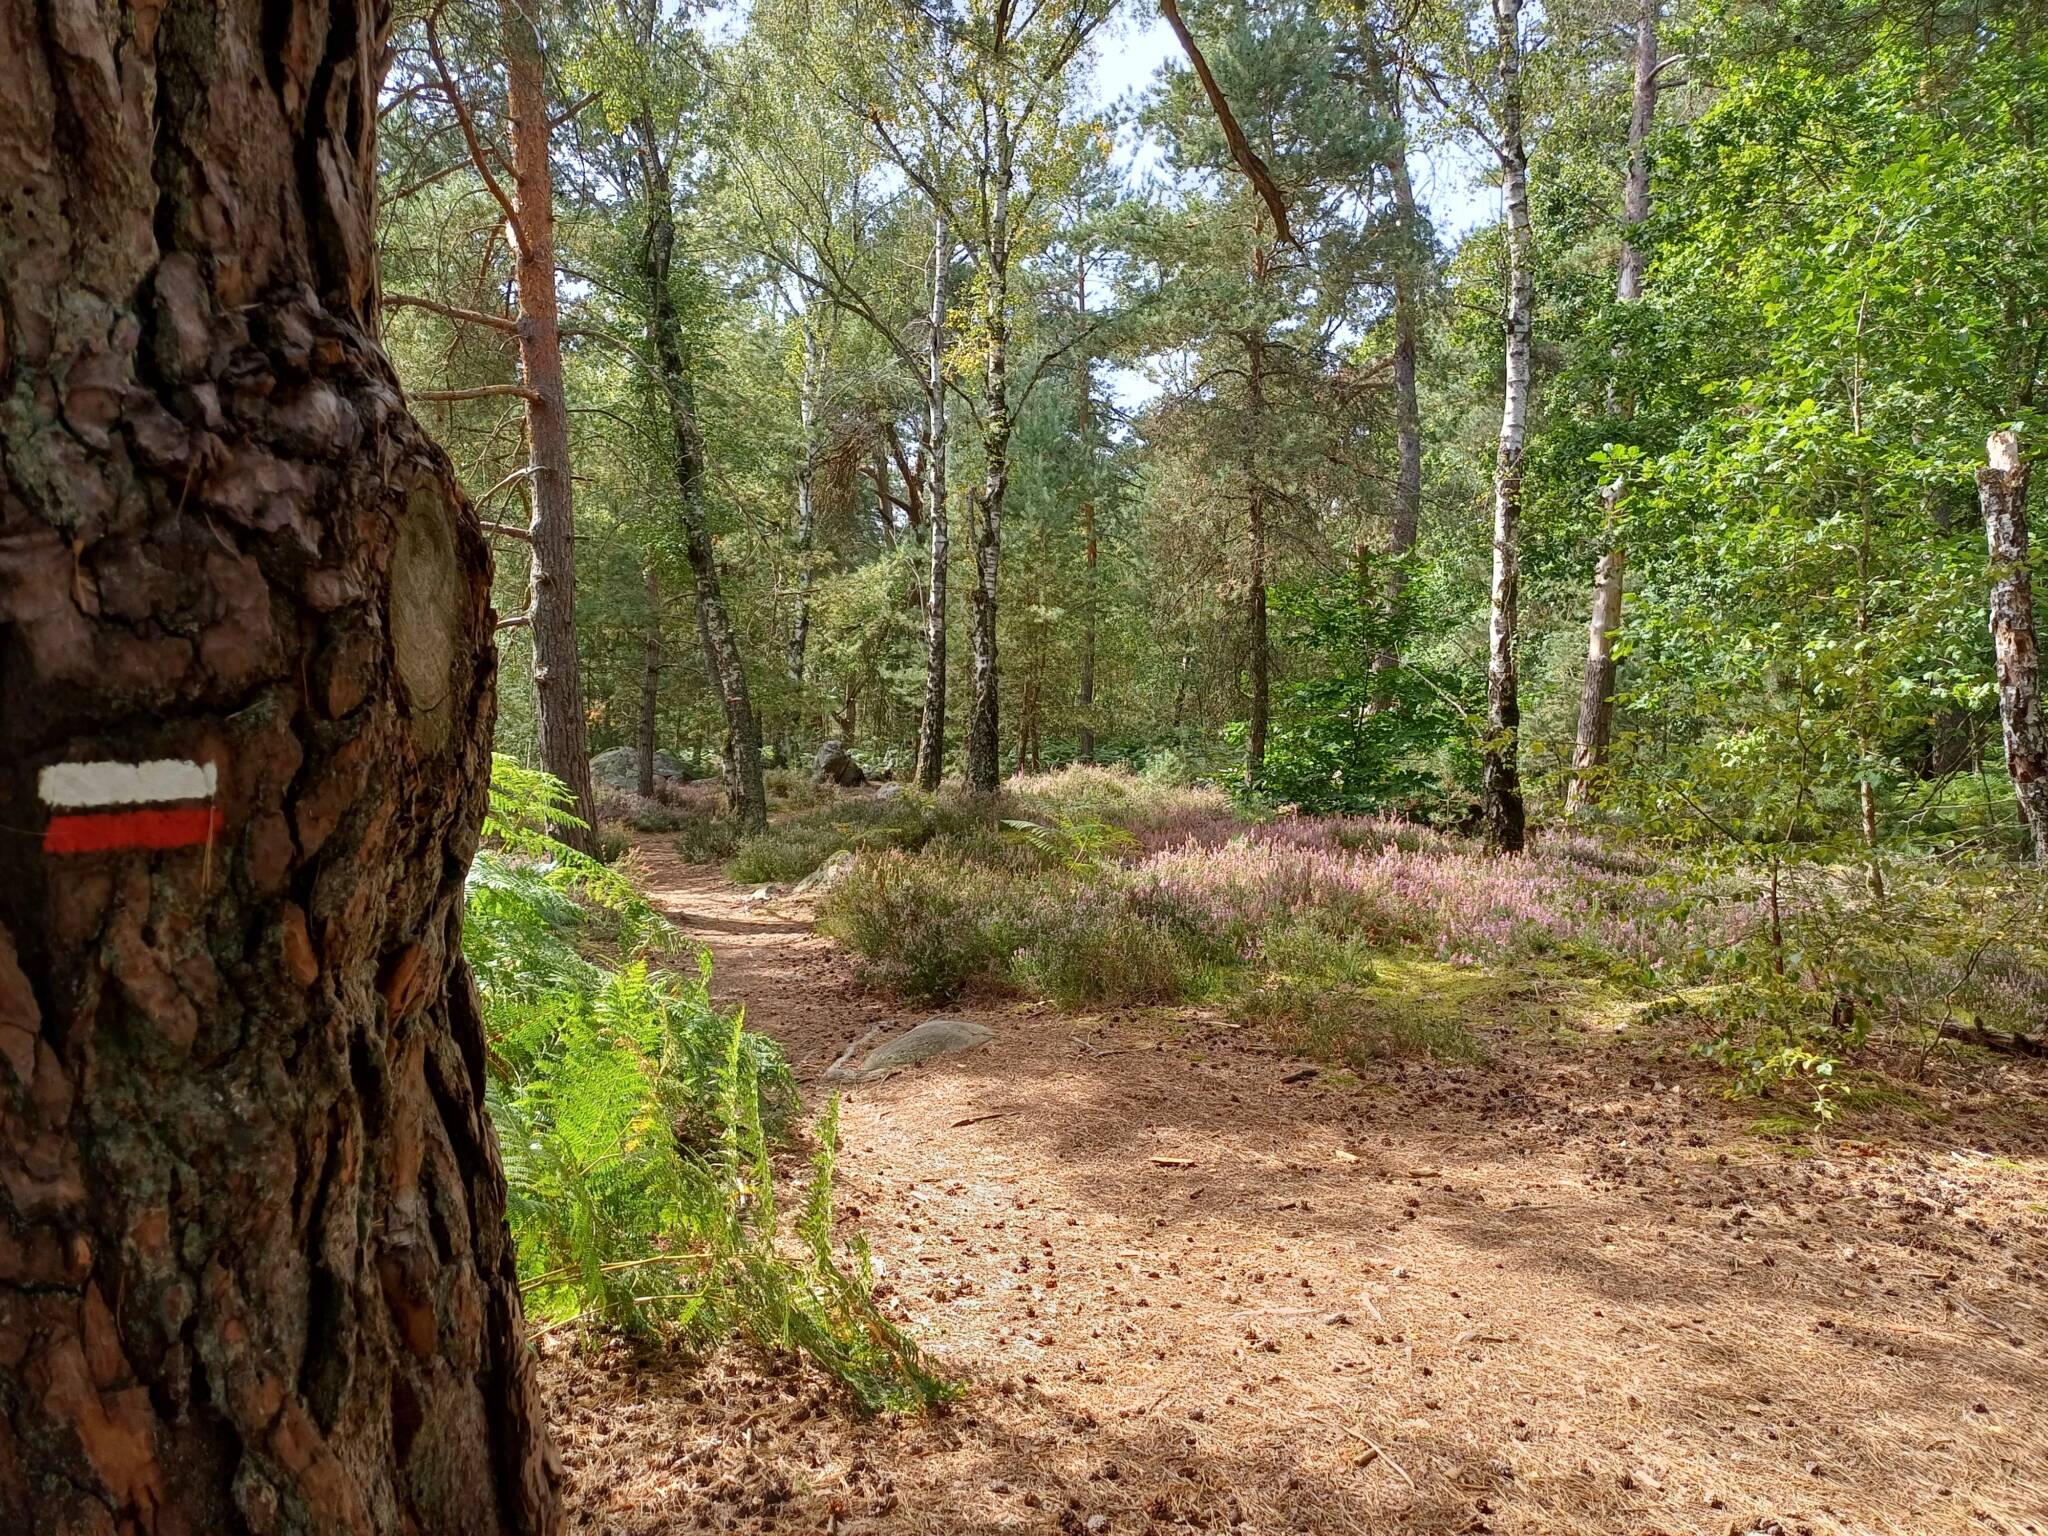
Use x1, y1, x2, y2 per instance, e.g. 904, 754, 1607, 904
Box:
38, 758, 221, 854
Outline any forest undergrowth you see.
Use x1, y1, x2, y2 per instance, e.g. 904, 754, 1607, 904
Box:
683, 765, 2048, 1126
540, 766, 2048, 1536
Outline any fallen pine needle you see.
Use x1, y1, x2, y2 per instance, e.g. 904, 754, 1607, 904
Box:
1349, 1435, 1415, 1488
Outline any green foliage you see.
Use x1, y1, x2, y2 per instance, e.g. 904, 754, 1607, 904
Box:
467, 761, 952, 1411
1234, 916, 1484, 1066
999, 810, 1135, 871
726, 793, 995, 884
1245, 570, 1483, 818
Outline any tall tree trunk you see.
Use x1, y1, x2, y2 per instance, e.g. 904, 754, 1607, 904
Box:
916, 207, 952, 791
1244, 331, 1271, 787
787, 303, 821, 717
505, 0, 597, 856
1365, 31, 1424, 696
1483, 0, 1532, 854
634, 127, 768, 830
1077, 252, 1100, 764
1017, 675, 1042, 774
966, 128, 1013, 796
1568, 499, 1626, 814
639, 566, 662, 799
1978, 433, 2048, 858
1612, 0, 1658, 311
0, 3, 559, 1531
1566, 0, 1658, 819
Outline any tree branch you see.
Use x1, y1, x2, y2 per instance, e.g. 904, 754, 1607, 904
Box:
382, 292, 519, 334
1158, 0, 1297, 248
424, 4, 525, 253
478, 520, 532, 542
416, 384, 543, 404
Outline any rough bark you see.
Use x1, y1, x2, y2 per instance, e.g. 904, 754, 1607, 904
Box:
639, 567, 661, 800
1978, 433, 2048, 858
1613, 0, 1658, 309
1077, 253, 1099, 765
965, 126, 1013, 796
0, 2, 560, 1532
1483, 0, 1531, 855
634, 127, 768, 831
1566, 0, 1658, 817
916, 208, 951, 792
504, 0, 597, 855
1244, 332, 1271, 788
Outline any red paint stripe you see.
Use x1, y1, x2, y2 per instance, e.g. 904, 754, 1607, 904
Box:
43, 806, 220, 854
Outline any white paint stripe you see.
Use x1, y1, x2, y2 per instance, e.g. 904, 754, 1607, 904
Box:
38, 758, 217, 808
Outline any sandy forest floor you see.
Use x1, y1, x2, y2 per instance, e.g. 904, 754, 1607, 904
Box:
535, 834, 2048, 1536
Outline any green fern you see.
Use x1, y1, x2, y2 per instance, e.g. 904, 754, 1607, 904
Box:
467, 758, 953, 1412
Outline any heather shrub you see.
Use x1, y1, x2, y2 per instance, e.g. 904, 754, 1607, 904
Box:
763, 766, 837, 810
596, 787, 687, 832
1234, 916, 1482, 1064
1247, 970, 1487, 1065
818, 851, 999, 1001
673, 810, 743, 864
1008, 765, 1243, 853
819, 847, 1226, 1007
1007, 884, 1222, 1007
726, 794, 993, 884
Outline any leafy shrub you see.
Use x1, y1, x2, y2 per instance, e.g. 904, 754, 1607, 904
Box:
467, 757, 952, 1411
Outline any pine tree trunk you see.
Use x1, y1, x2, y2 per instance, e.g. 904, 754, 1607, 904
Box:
505, 0, 597, 856
966, 130, 1013, 796
634, 128, 768, 830
917, 207, 951, 792
1978, 433, 2048, 858
639, 567, 662, 800
1076, 253, 1099, 765
1566, 0, 1658, 818
1244, 331, 1271, 788
1483, 0, 1531, 855
0, 3, 560, 1531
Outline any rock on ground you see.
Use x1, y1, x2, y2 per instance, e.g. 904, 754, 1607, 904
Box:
824, 1017, 995, 1082
592, 746, 694, 790
813, 740, 867, 787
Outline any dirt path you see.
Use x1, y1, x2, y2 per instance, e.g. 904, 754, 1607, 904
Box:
540, 839, 2048, 1536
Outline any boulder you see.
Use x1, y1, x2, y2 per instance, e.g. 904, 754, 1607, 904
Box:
874, 782, 904, 801
813, 739, 867, 788
591, 746, 694, 792
824, 1017, 995, 1082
